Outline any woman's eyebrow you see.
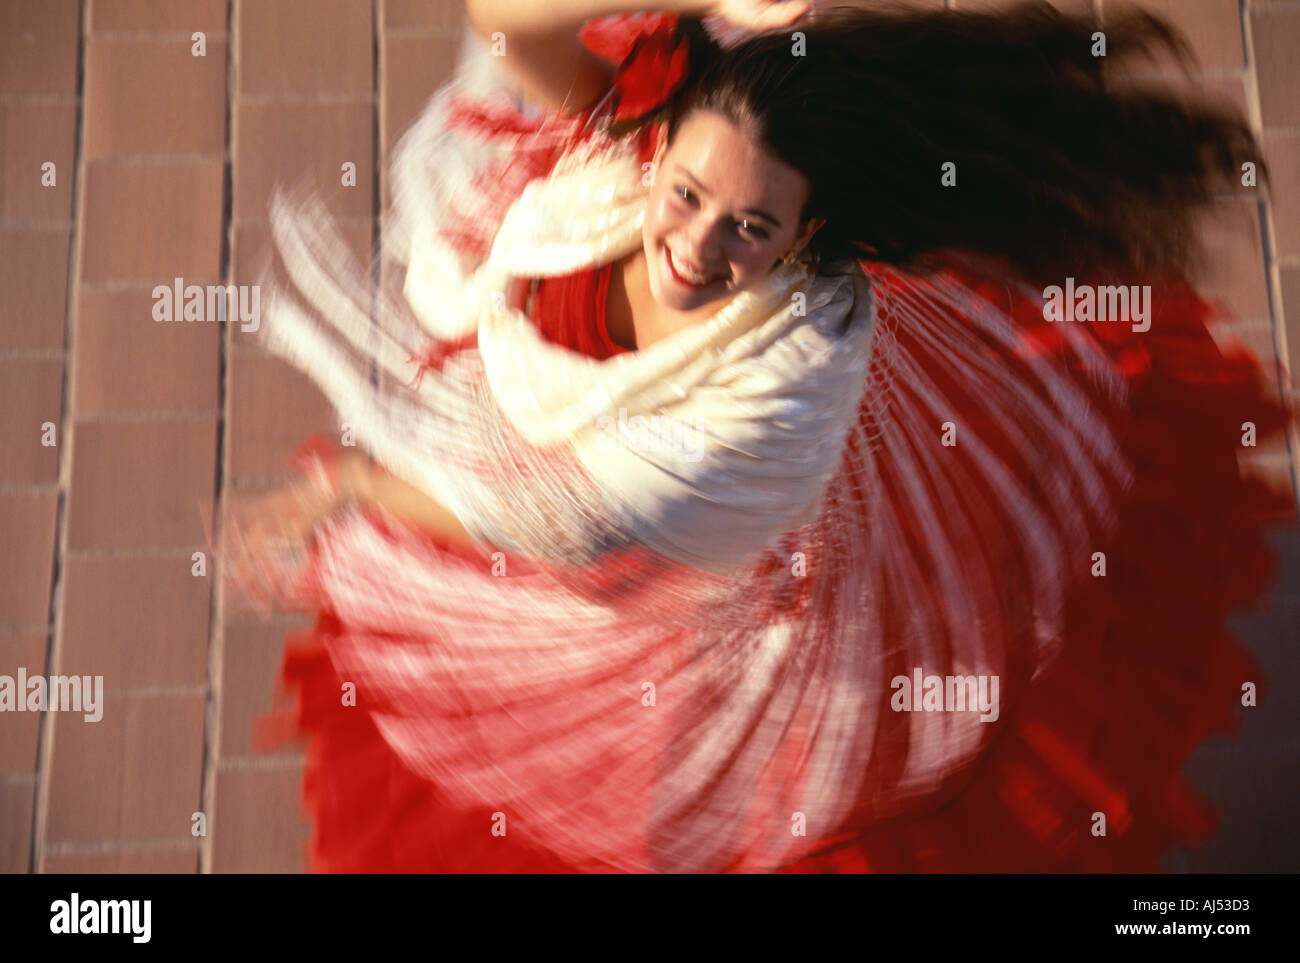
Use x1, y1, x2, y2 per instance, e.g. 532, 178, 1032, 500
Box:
676, 167, 784, 229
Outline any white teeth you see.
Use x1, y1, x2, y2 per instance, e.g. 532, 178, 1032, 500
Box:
669, 247, 711, 285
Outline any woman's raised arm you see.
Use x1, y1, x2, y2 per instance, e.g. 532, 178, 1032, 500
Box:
463, 0, 710, 115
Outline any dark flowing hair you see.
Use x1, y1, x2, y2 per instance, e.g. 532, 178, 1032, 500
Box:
618, 1, 1266, 286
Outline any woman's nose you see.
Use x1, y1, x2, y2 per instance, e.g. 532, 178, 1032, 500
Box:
684, 215, 726, 262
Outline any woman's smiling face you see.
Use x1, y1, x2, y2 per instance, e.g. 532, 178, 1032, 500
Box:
643, 108, 825, 313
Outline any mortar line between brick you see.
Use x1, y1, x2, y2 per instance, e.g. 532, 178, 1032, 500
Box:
79, 278, 229, 291
0, 483, 59, 498
0, 348, 64, 361
87, 31, 229, 44
69, 410, 224, 423
232, 215, 375, 229
217, 753, 306, 772
31, 0, 89, 879
1241, 0, 1252, 68
236, 92, 377, 105
0, 623, 52, 635
85, 154, 225, 165
45, 837, 202, 856
198, 0, 238, 879
371, 0, 383, 394
382, 26, 464, 39
1242, 0, 1300, 505
0, 93, 79, 107
62, 547, 210, 559
101, 684, 210, 699
0, 219, 74, 230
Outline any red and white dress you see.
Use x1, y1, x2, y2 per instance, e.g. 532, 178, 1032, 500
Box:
230, 12, 1297, 873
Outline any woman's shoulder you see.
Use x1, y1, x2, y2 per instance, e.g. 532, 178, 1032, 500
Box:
786, 260, 878, 359
704, 263, 875, 427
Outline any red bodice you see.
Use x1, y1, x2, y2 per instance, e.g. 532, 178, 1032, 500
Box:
408, 262, 629, 383
529, 263, 631, 359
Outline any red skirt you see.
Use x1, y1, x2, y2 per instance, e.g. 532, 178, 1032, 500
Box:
255, 265, 1295, 873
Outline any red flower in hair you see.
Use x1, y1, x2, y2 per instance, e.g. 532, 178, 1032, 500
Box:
579, 12, 691, 121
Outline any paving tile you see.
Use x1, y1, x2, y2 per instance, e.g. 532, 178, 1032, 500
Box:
219, 619, 309, 755
1107, 69, 1249, 123
1104, 0, 1243, 71
89, 0, 228, 34
228, 217, 374, 365
1263, 133, 1300, 262
230, 219, 373, 302
0, 0, 79, 95
73, 287, 220, 415
45, 694, 205, 842
0, 102, 77, 221
211, 763, 308, 872
1226, 592, 1300, 748
1252, 6, 1300, 128
1282, 266, 1300, 387
384, 0, 467, 30
0, 358, 63, 484
80, 161, 225, 283
0, 227, 70, 351
85, 38, 228, 158
1263, 523, 1300, 602
1182, 745, 1300, 872
66, 419, 218, 551
1237, 452, 1298, 520
1194, 199, 1271, 323
381, 31, 460, 164
60, 556, 211, 688
227, 351, 339, 482
233, 101, 373, 222
0, 634, 49, 771
237, 0, 373, 96
43, 847, 199, 873
0, 781, 35, 873
0, 494, 58, 627
1206, 318, 1288, 408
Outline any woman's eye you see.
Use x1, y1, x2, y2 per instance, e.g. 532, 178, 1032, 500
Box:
673, 186, 767, 238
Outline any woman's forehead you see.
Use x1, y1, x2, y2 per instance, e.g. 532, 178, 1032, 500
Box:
664, 110, 808, 214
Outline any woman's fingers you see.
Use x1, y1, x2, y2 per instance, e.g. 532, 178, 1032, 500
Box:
715, 0, 811, 32
761, 0, 811, 29
219, 482, 326, 612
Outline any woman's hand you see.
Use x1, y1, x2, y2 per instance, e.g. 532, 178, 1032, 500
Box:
239, 452, 363, 542
217, 451, 366, 611
706, 0, 812, 31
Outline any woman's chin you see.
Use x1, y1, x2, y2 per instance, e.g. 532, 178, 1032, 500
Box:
650, 271, 732, 313
647, 273, 692, 311
649, 243, 736, 309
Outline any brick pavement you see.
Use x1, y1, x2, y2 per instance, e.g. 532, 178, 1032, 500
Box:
0, 0, 1296, 873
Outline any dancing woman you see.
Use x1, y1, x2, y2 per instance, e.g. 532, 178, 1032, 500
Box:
219, 0, 1296, 872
